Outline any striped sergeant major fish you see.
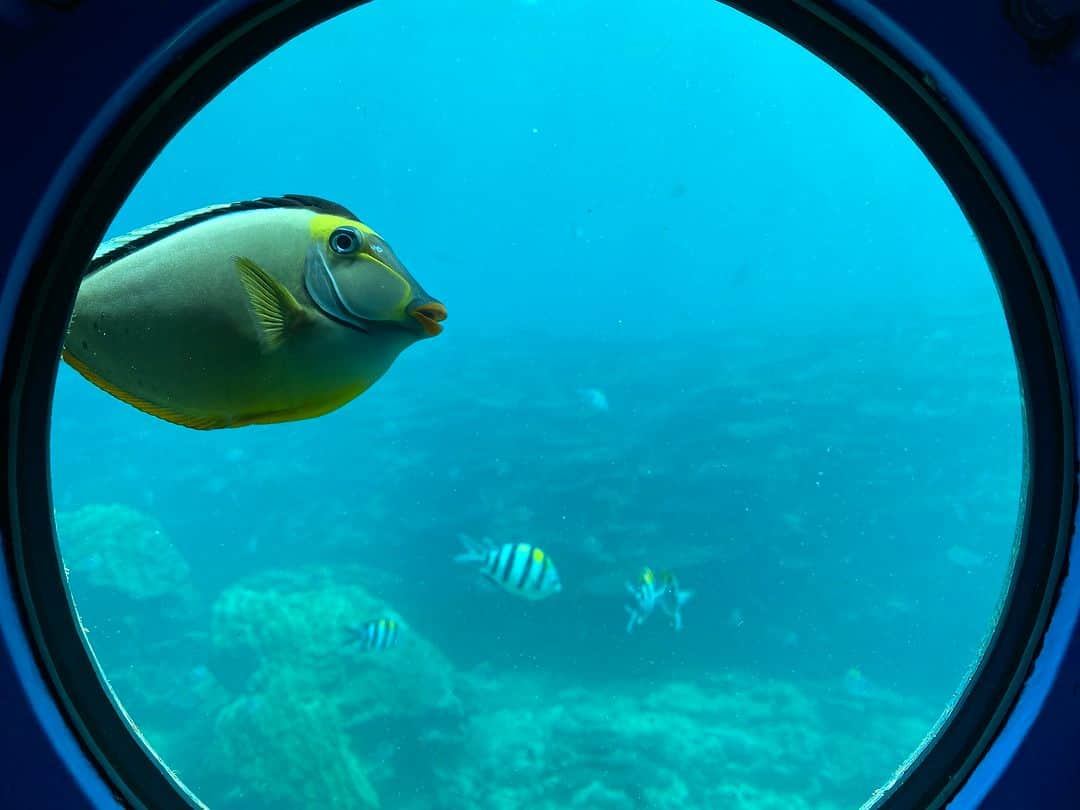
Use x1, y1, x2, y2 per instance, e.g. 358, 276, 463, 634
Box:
346, 618, 400, 652
455, 534, 562, 600
657, 571, 694, 631
625, 566, 661, 633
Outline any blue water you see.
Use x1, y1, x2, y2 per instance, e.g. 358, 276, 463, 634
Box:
49, 2, 1021, 808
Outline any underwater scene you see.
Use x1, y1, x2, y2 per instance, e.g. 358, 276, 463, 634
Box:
50, 1, 1022, 809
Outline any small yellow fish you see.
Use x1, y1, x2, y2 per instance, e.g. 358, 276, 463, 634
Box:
63, 195, 446, 429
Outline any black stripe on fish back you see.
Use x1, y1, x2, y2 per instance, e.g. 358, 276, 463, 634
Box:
486, 548, 501, 577
501, 545, 519, 584
535, 556, 548, 592
387, 621, 397, 647
276, 195, 360, 221
87, 194, 361, 275
365, 621, 376, 649
516, 545, 536, 590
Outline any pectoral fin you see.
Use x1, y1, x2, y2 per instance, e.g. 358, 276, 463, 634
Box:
233, 255, 312, 349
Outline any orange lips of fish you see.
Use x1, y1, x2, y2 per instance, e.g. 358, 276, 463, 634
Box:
410, 301, 448, 336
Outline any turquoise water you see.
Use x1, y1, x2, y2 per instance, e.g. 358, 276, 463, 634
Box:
50, 1, 1022, 808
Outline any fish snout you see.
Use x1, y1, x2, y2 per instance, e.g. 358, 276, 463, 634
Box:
408, 300, 448, 337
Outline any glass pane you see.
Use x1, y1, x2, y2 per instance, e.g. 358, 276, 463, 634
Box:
50, 1, 1022, 808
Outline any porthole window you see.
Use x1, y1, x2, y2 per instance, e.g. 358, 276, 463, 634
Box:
23, 2, 1060, 809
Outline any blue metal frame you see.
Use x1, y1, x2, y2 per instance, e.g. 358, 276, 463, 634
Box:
837, 4, 1080, 808
0, 3, 274, 806
0, 1, 1076, 807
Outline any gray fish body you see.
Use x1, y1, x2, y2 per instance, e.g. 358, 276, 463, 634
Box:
63, 201, 436, 428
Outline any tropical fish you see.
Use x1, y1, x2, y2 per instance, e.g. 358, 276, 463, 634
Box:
657, 570, 694, 631
729, 607, 745, 629
945, 544, 987, 569
346, 618, 400, 652
624, 566, 661, 633
62, 195, 447, 430
841, 666, 890, 702
577, 387, 610, 412
455, 535, 562, 600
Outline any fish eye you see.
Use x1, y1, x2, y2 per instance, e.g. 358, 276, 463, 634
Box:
329, 226, 363, 255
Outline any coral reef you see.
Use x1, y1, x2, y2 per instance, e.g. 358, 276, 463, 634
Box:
207, 672, 380, 810
430, 670, 935, 810
199, 565, 462, 810
57, 502, 193, 603
54, 503, 220, 739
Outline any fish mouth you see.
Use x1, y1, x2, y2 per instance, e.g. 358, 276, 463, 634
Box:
410, 302, 448, 337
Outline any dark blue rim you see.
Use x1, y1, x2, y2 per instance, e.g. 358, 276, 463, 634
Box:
0, 1, 1069, 808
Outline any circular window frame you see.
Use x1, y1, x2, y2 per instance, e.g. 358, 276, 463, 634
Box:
0, 1, 1072, 808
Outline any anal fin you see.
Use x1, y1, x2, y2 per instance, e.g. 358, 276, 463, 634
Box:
61, 349, 230, 430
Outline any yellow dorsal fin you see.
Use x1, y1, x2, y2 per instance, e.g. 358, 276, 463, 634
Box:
233, 255, 311, 349
61, 349, 230, 430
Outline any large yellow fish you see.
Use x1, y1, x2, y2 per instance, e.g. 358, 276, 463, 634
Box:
62, 195, 447, 429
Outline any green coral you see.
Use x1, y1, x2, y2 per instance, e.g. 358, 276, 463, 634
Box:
210, 672, 380, 810
56, 502, 192, 600
432, 670, 932, 810
52, 502, 218, 790
202, 565, 461, 810
210, 566, 459, 719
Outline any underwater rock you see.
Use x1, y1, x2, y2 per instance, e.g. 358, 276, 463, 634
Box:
54, 503, 222, 767
205, 565, 462, 810
56, 502, 193, 602
210, 566, 459, 708
206, 672, 381, 810
430, 669, 931, 810
568, 779, 635, 808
